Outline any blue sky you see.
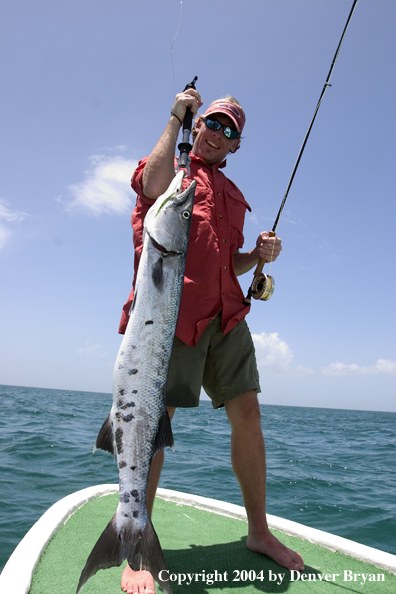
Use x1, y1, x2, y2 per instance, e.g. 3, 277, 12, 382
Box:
1, 0, 395, 412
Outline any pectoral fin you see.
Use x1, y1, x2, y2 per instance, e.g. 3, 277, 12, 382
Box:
93, 413, 115, 457
154, 409, 174, 454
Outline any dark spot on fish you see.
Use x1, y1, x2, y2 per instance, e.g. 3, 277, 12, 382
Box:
118, 365, 124, 370
131, 290, 137, 312
145, 320, 154, 325
132, 390, 138, 394
152, 257, 163, 289
117, 400, 124, 408
115, 412, 122, 419
120, 492, 130, 503
120, 351, 124, 356
130, 466, 136, 471
131, 489, 139, 498
115, 428, 123, 454
124, 514, 129, 518
120, 401, 135, 410
133, 511, 139, 518
119, 460, 127, 468
119, 388, 125, 396
128, 369, 138, 375
122, 413, 134, 422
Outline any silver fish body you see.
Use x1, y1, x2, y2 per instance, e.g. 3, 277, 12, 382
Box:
77, 171, 196, 594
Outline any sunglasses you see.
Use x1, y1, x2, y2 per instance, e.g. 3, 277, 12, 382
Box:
204, 118, 240, 140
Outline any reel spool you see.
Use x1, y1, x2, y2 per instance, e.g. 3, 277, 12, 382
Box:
251, 273, 275, 301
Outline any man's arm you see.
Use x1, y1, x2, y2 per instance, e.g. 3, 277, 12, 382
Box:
233, 232, 282, 276
142, 90, 202, 199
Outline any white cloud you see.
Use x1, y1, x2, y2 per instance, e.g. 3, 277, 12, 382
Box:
252, 332, 395, 379
0, 226, 10, 250
252, 331, 294, 372
252, 332, 315, 375
247, 213, 260, 226
322, 359, 396, 376
77, 342, 107, 358
0, 199, 29, 249
0, 200, 28, 223
293, 365, 315, 376
102, 145, 128, 152
67, 155, 138, 216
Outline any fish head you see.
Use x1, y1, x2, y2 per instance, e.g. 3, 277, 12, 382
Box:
145, 171, 196, 256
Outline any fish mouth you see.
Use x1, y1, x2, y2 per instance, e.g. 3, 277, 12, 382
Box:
149, 235, 181, 256
173, 179, 196, 207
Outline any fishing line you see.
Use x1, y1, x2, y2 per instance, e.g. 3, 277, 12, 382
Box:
244, 0, 360, 305
169, 0, 183, 98
271, 0, 360, 234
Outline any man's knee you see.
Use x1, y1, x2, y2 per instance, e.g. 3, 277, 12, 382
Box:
225, 390, 262, 430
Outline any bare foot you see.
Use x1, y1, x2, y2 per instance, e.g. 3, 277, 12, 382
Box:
121, 565, 156, 594
247, 530, 304, 571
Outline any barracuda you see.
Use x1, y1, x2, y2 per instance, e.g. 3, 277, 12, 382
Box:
76, 170, 196, 594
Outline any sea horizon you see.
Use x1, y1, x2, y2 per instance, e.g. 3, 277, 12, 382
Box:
1, 383, 395, 414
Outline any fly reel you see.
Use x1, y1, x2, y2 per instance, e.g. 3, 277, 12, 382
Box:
251, 272, 275, 301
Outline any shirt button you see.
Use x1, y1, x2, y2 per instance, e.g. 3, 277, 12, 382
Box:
219, 214, 223, 218
222, 238, 226, 242
224, 266, 227, 270
217, 192, 221, 196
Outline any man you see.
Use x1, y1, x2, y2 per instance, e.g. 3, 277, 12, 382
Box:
119, 88, 304, 594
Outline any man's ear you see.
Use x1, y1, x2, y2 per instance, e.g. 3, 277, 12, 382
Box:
192, 117, 203, 141
229, 138, 241, 154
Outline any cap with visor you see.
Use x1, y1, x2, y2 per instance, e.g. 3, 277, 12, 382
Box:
204, 100, 245, 135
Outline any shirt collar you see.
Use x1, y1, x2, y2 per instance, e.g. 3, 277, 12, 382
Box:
191, 153, 227, 171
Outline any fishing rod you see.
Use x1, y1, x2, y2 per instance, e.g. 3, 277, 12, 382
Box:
244, 0, 360, 306
176, 76, 198, 177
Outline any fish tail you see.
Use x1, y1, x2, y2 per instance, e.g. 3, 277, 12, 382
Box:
130, 515, 172, 594
76, 513, 122, 593
76, 510, 171, 594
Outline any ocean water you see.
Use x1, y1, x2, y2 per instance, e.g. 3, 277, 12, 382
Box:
0, 384, 395, 572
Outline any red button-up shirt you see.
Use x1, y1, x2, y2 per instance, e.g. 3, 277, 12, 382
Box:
118, 154, 252, 346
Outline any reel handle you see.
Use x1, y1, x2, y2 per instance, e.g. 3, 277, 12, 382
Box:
252, 230, 276, 276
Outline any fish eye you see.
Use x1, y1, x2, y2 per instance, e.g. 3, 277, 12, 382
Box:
182, 211, 190, 219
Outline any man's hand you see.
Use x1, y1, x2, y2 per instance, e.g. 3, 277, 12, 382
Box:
254, 231, 282, 263
233, 232, 282, 276
171, 89, 203, 125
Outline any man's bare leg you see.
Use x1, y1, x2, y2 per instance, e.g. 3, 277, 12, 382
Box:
224, 391, 304, 571
121, 406, 176, 594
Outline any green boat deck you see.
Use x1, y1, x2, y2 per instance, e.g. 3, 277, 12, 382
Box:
30, 492, 396, 594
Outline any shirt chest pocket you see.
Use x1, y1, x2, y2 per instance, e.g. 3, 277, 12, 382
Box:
227, 192, 246, 249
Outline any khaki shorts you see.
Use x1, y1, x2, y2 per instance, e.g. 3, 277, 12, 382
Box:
166, 314, 261, 409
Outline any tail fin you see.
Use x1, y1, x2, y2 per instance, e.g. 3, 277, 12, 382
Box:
76, 510, 171, 594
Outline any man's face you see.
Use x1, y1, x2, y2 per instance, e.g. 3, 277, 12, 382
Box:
192, 113, 240, 165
